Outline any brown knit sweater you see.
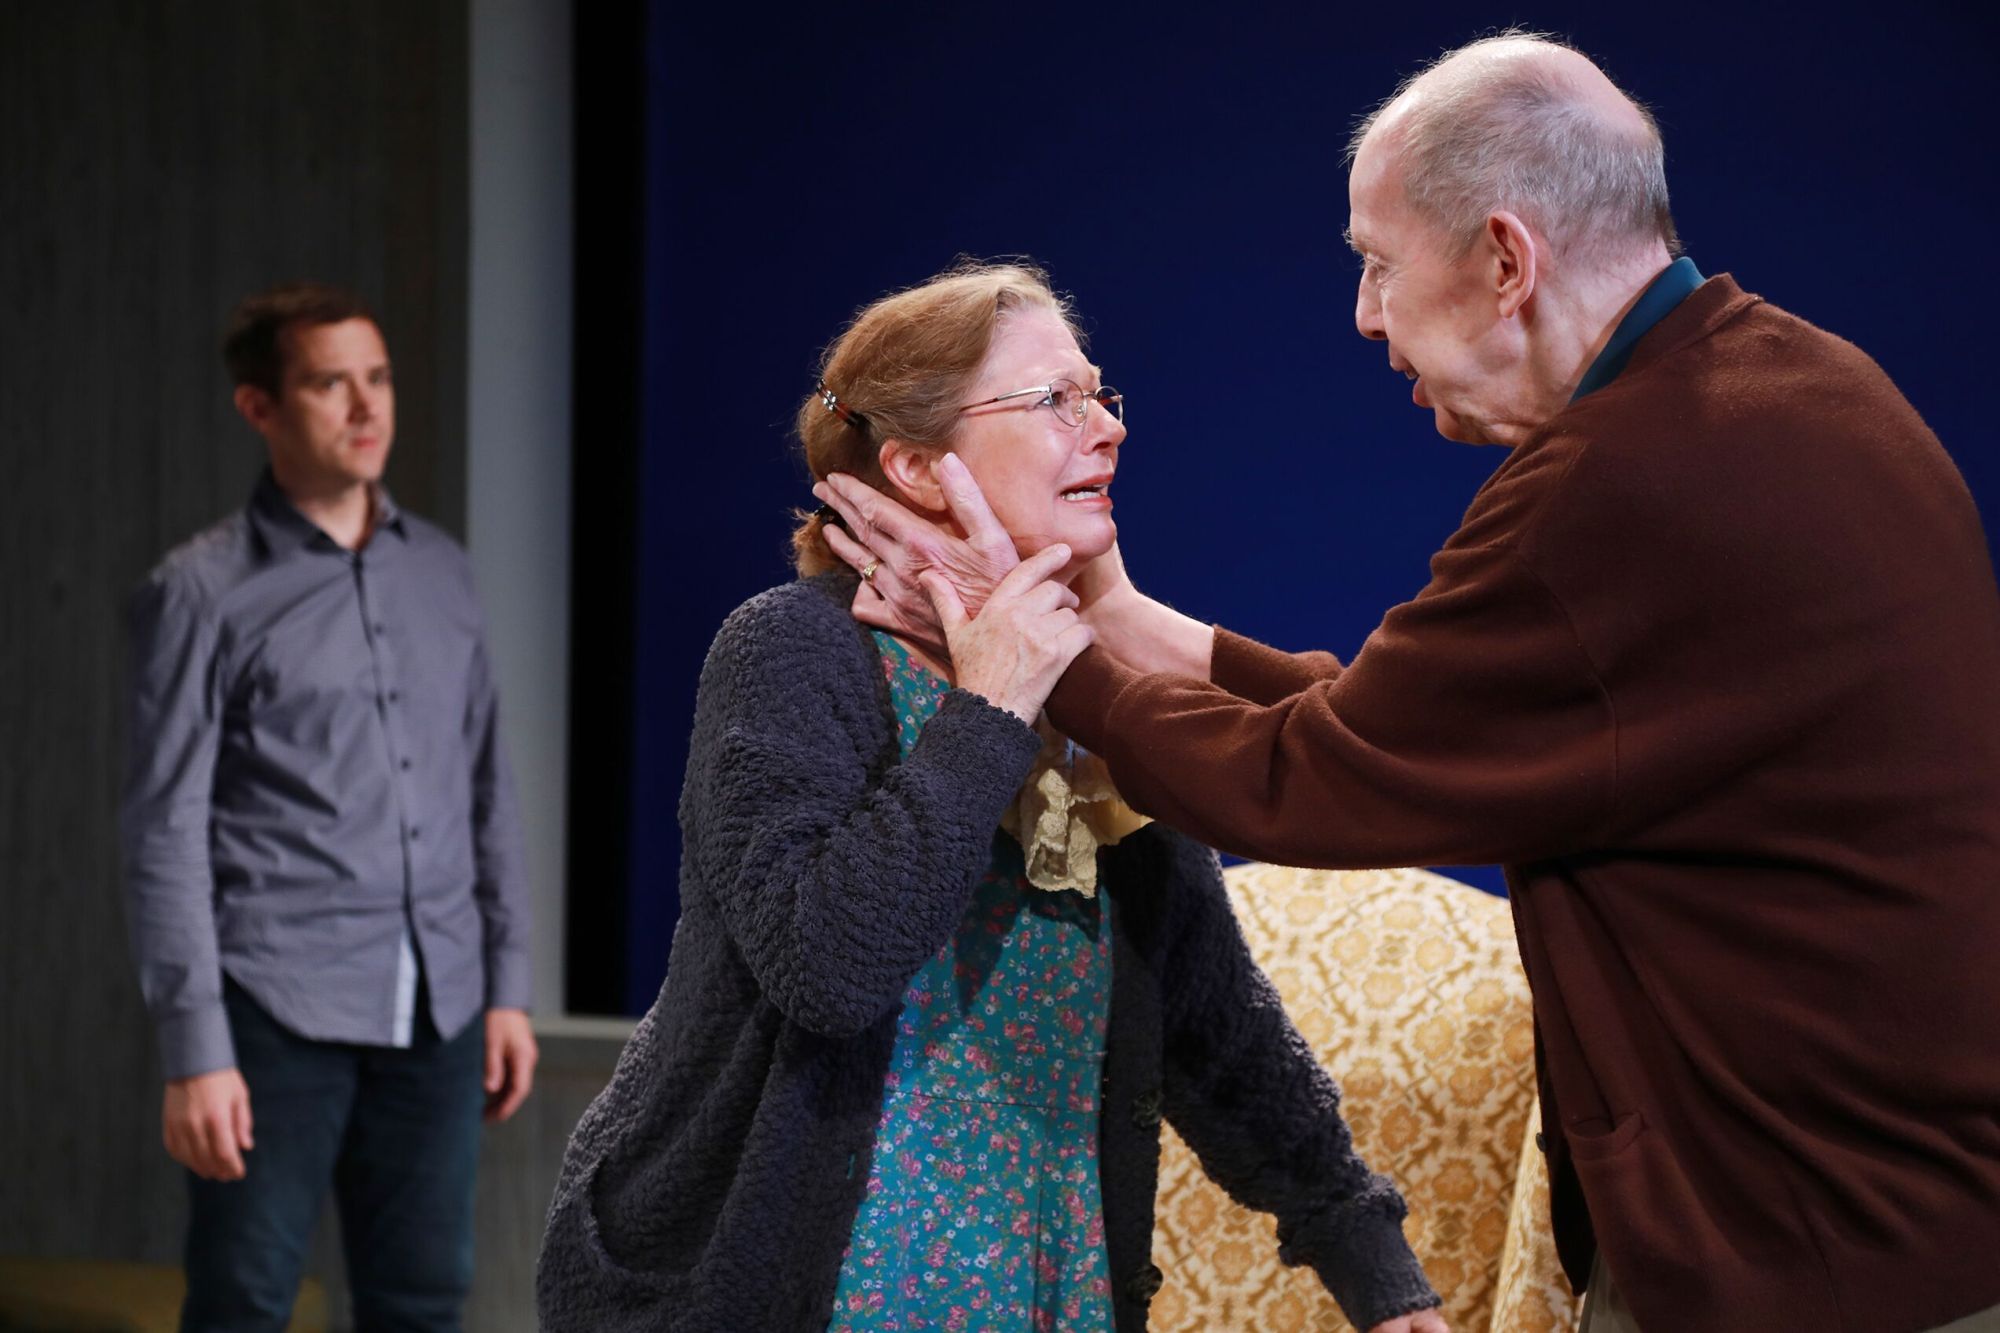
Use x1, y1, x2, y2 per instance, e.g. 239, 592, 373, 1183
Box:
1048, 276, 2000, 1333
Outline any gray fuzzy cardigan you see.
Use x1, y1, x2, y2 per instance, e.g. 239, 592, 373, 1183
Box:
536, 573, 1439, 1331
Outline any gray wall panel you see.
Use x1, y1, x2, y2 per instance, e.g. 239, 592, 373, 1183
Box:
1, 0, 473, 1281
1, 6, 584, 1325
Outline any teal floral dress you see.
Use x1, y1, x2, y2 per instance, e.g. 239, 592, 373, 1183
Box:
827, 633, 1116, 1333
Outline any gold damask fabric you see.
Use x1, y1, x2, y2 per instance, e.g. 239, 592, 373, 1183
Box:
1150, 864, 1578, 1333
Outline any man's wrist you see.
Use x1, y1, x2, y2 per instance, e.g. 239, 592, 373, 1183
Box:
1084, 587, 1214, 678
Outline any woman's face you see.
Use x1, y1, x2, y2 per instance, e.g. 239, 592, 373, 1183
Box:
949, 307, 1125, 579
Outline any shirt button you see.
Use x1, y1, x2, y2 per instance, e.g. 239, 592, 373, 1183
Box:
374, 622, 387, 635
408, 826, 421, 841
400, 758, 412, 771
387, 689, 400, 703
1131, 1088, 1163, 1129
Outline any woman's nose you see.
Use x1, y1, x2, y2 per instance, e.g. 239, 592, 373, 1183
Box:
1084, 400, 1125, 450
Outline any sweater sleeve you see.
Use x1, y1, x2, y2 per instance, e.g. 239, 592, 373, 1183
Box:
1210, 629, 1344, 704
1150, 831, 1440, 1329
680, 588, 1043, 1038
1047, 541, 1614, 869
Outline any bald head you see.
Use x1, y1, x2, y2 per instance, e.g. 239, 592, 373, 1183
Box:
1350, 33, 1678, 271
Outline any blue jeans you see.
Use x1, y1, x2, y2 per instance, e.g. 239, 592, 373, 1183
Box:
180, 978, 485, 1332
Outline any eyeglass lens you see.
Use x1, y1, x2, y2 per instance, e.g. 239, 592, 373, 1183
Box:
1049, 379, 1123, 425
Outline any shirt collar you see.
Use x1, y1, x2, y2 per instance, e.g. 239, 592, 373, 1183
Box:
1571, 256, 1705, 402
247, 467, 408, 557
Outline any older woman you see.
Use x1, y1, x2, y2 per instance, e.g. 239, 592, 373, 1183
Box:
536, 261, 1447, 1333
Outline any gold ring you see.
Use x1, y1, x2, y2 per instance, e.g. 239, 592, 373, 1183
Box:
860, 560, 881, 583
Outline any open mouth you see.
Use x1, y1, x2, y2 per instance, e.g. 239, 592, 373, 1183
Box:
1060, 483, 1109, 503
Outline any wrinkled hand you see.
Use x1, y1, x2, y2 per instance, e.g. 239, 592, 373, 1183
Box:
926, 542, 1092, 723
164, 1067, 254, 1181
1367, 1309, 1451, 1333
484, 1008, 538, 1123
813, 454, 1018, 660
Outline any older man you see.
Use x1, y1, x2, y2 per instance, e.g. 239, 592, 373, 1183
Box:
814, 34, 2000, 1333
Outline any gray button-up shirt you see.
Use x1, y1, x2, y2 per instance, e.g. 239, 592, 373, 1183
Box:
121, 472, 532, 1080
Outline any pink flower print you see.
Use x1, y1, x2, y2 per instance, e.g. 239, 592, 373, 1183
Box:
900, 1151, 923, 1176
926, 1238, 950, 1267
899, 1275, 921, 1300
1011, 1211, 1035, 1238
1057, 1009, 1085, 1038
945, 1307, 968, 1332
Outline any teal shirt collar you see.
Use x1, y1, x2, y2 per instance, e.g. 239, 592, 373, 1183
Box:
1571, 256, 1704, 401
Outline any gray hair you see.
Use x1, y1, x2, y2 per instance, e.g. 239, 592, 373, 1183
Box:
1348, 32, 1679, 265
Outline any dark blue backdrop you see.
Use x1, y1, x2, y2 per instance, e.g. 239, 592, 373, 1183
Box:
613, 1, 1998, 1014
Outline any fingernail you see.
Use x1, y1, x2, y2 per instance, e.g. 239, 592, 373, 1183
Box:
941, 453, 967, 478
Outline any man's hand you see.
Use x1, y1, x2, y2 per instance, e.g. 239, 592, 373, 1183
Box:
1368, 1309, 1450, 1333
813, 453, 1019, 657
483, 1007, 538, 1123
164, 1068, 253, 1181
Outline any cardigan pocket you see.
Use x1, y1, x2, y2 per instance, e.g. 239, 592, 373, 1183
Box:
581, 1149, 696, 1291
1562, 1111, 1729, 1329
1564, 1109, 1646, 1162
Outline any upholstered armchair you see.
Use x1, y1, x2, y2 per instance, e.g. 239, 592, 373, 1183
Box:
1151, 864, 1578, 1332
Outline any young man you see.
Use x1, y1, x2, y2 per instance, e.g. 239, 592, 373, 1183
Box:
121, 282, 537, 1330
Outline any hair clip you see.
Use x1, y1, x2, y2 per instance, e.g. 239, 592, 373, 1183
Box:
816, 380, 868, 432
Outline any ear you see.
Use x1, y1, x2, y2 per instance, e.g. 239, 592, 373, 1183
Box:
232, 383, 276, 433
877, 440, 949, 515
1485, 209, 1539, 320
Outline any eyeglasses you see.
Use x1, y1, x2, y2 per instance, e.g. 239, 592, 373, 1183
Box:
959, 378, 1124, 428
